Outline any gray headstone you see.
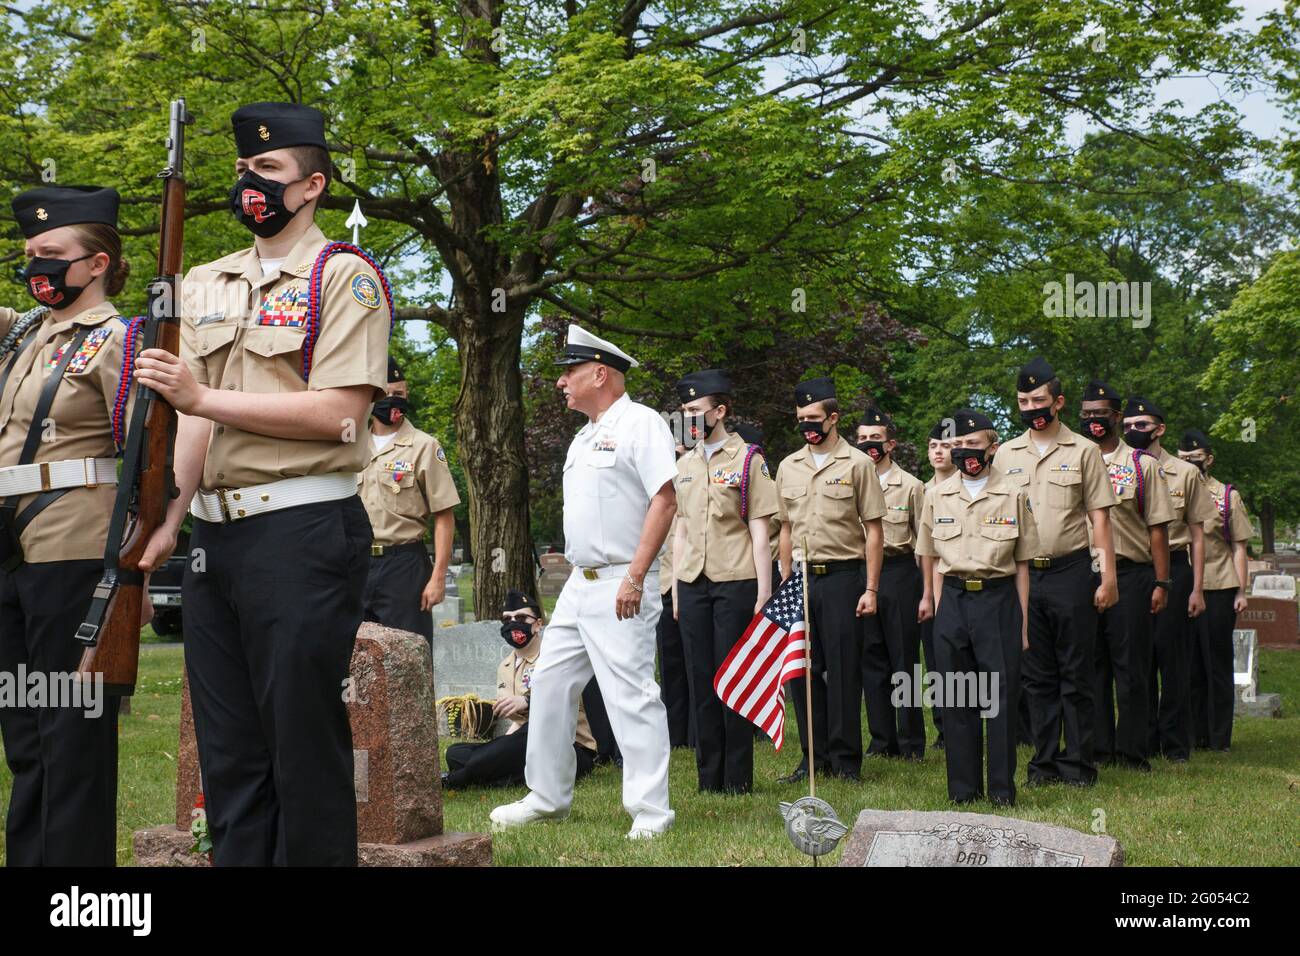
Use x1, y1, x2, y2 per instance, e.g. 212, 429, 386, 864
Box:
1251, 574, 1297, 599
1233, 629, 1258, 702
838, 810, 1123, 867
431, 595, 460, 629
430, 620, 502, 700
1235, 693, 1282, 718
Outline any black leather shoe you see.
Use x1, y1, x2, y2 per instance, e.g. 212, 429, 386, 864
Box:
1025, 774, 1062, 787
835, 770, 862, 783
990, 795, 1016, 808
778, 766, 810, 784
951, 794, 982, 805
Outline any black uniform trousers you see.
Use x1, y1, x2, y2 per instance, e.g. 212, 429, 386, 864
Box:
1094, 560, 1155, 767
789, 561, 865, 777
1023, 552, 1098, 785
676, 574, 757, 793
656, 588, 694, 749
864, 554, 925, 758
444, 724, 596, 788
1149, 549, 1194, 760
0, 559, 119, 866
1192, 587, 1238, 751
184, 497, 371, 866
919, 617, 945, 745
362, 544, 434, 643
934, 578, 1022, 803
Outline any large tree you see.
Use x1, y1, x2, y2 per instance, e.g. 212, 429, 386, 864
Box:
0, 0, 1268, 612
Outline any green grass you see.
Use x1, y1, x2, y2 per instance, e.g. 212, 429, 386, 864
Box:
2, 645, 1298, 866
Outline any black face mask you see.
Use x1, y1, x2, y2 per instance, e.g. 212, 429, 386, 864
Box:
797, 418, 831, 445
855, 439, 887, 461
229, 169, 304, 238
1125, 427, 1156, 450
372, 396, 409, 426
1079, 416, 1113, 443
22, 253, 94, 309
1188, 458, 1208, 475
1020, 405, 1056, 431
950, 446, 989, 477
683, 411, 718, 446
500, 620, 534, 649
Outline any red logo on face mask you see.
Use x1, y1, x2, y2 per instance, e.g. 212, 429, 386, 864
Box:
1087, 421, 1106, 437
962, 457, 982, 475
28, 276, 62, 305
241, 189, 273, 223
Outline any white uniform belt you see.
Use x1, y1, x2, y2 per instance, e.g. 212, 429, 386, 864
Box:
191, 472, 357, 524
0, 458, 117, 497
574, 561, 659, 581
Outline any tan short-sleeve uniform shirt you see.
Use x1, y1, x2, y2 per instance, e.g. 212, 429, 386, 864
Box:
994, 424, 1116, 558
879, 465, 926, 556
1091, 439, 1174, 563
0, 302, 133, 562
1199, 476, 1253, 591
497, 633, 596, 751
358, 419, 460, 547
180, 223, 390, 490
775, 441, 886, 563
1156, 448, 1218, 552
916, 471, 1039, 578
674, 431, 777, 583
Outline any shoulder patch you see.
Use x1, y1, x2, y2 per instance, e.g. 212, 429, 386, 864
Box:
350, 273, 381, 309
436, 446, 446, 462
761, 461, 771, 479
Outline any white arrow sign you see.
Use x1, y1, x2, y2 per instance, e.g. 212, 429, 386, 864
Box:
346, 199, 368, 245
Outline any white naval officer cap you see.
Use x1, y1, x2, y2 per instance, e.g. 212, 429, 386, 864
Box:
554, 324, 639, 373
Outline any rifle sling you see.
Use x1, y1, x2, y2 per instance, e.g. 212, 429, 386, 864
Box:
0, 322, 42, 402
0, 328, 93, 569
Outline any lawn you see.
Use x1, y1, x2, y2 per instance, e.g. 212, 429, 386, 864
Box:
2, 643, 1297, 866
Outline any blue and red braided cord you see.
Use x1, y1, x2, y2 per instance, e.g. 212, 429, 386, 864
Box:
303, 242, 395, 380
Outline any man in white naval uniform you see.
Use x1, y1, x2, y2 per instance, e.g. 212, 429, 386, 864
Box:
490, 325, 678, 839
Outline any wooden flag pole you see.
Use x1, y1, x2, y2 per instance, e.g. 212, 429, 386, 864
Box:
801, 536, 815, 800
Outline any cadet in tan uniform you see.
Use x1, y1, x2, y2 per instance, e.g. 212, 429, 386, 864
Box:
0, 186, 133, 866
997, 357, 1117, 787
1178, 429, 1250, 752
672, 369, 776, 793
657, 478, 692, 749
922, 419, 957, 749
917, 410, 1038, 805
135, 102, 391, 866
1078, 381, 1172, 771
854, 406, 928, 759
443, 591, 598, 788
775, 376, 885, 783
1122, 398, 1216, 763
359, 357, 459, 644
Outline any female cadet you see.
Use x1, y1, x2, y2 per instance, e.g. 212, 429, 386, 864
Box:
672, 369, 777, 794
0, 186, 137, 866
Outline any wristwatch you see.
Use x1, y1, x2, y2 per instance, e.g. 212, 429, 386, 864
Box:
1154, 579, 1173, 590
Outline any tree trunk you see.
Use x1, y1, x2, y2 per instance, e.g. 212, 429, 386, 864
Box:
1260, 499, 1275, 555
454, 303, 536, 619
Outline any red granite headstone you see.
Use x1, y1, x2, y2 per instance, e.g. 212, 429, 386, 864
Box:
1238, 596, 1299, 648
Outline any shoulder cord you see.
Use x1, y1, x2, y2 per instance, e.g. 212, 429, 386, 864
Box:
112, 316, 147, 450
739, 442, 763, 522
1132, 448, 1148, 519
1220, 483, 1233, 544
302, 242, 396, 381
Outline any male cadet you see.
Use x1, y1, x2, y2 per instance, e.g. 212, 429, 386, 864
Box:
917, 411, 1038, 805
359, 357, 459, 644
996, 357, 1118, 787
1078, 381, 1172, 771
922, 419, 958, 749
491, 325, 677, 839
1123, 398, 1215, 762
136, 102, 391, 865
775, 377, 885, 783
854, 406, 928, 759
1178, 429, 1251, 751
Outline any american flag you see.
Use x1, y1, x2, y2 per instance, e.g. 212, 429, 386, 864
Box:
713, 568, 808, 749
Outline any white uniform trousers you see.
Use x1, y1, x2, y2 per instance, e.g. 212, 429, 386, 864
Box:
523, 568, 675, 830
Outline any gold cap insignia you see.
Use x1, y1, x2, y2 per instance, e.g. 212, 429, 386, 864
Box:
804, 393, 812, 402
1028, 375, 1036, 384
35, 207, 47, 220
258, 124, 270, 141
968, 418, 975, 427
688, 387, 696, 396
1139, 404, 1145, 411
594, 352, 601, 359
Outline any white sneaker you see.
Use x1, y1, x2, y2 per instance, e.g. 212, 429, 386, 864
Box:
489, 800, 567, 832
626, 826, 663, 841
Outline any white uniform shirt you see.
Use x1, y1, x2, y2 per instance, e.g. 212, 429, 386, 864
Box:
562, 392, 677, 567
